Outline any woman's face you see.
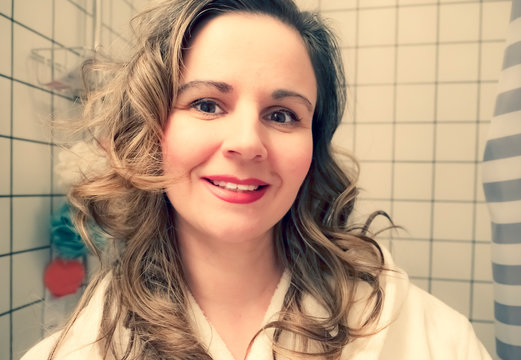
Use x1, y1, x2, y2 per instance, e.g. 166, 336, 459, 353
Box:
162, 13, 317, 244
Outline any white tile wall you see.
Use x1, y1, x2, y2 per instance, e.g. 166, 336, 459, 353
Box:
0, 256, 10, 314
12, 23, 53, 87
433, 202, 474, 240
12, 302, 43, 359
439, 3, 480, 42
12, 249, 49, 309
12, 140, 51, 195
357, 47, 395, 83
355, 85, 394, 122
0, 198, 10, 254
438, 43, 480, 82
392, 201, 433, 239
392, 239, 430, 277
0, 137, 9, 195
2, 1, 143, 359
393, 162, 433, 199
396, 45, 437, 83
432, 241, 473, 279
0, 16, 11, 76
12, 197, 51, 252
436, 83, 478, 121
395, 84, 435, 122
397, 5, 437, 44
0, 76, 11, 136
12, 82, 52, 143
14, 0, 53, 39
0, 315, 10, 360
394, 123, 434, 161
434, 163, 476, 201
358, 7, 396, 46
358, 162, 392, 199
0, 0, 11, 16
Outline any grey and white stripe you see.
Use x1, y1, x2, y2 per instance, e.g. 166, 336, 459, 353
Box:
482, 1, 521, 359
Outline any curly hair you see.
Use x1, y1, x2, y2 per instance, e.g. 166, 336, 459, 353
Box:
50, 0, 386, 359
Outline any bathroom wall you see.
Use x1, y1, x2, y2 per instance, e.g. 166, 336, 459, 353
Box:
0, 0, 146, 358
293, 0, 510, 358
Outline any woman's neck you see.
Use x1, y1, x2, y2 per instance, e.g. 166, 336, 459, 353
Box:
178, 228, 283, 309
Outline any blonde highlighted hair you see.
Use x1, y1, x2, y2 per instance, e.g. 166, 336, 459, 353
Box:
51, 0, 387, 358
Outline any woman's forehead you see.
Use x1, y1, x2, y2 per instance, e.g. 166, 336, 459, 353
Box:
180, 12, 317, 104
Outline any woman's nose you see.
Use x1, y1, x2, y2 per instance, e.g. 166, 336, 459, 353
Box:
221, 111, 268, 161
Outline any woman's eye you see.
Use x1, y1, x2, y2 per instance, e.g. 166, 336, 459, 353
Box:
192, 99, 224, 115
267, 110, 299, 124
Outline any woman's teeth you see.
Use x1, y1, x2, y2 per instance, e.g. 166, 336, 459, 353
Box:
211, 180, 259, 192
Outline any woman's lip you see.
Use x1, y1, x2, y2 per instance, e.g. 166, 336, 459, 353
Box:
202, 176, 269, 204
203, 175, 268, 186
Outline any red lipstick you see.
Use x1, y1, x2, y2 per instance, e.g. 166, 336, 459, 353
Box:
203, 175, 268, 204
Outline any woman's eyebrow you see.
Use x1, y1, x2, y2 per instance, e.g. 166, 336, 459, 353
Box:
272, 89, 313, 112
177, 80, 233, 94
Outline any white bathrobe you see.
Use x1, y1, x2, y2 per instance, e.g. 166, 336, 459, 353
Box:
22, 249, 492, 359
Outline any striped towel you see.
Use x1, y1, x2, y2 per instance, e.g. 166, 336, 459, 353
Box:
482, 1, 521, 359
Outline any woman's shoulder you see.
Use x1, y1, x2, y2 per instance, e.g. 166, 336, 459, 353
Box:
371, 247, 492, 359
21, 274, 112, 360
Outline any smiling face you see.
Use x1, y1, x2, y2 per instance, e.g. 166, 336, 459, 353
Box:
162, 13, 317, 245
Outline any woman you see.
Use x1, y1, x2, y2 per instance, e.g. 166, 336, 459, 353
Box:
24, 0, 491, 359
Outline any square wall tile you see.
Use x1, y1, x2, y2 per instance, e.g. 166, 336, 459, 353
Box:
393, 162, 433, 200
472, 282, 494, 321
398, 5, 437, 44
392, 200, 432, 239
392, 239, 430, 277
0, 76, 11, 136
12, 302, 43, 359
480, 42, 505, 82
0, 197, 10, 254
0, 0, 11, 16
12, 196, 51, 252
474, 203, 491, 242
321, 0, 357, 11
14, 0, 53, 38
12, 140, 51, 195
431, 280, 471, 317
357, 47, 396, 84
396, 84, 436, 122
0, 137, 9, 195
13, 23, 53, 87
358, 7, 396, 46
12, 249, 50, 308
294, 0, 320, 11
54, 0, 92, 49
354, 123, 394, 161
0, 16, 11, 77
435, 123, 477, 161
434, 163, 475, 201
358, 161, 392, 199
0, 256, 10, 314
12, 82, 52, 143
474, 243, 492, 282
0, 314, 10, 360
397, 45, 436, 83
433, 202, 474, 241
394, 123, 434, 161
438, 43, 479, 82
325, 10, 357, 47
436, 83, 478, 122
479, 82, 497, 122
342, 48, 357, 84
112, 0, 133, 40
332, 123, 355, 152
481, 1, 511, 41
432, 241, 472, 279
439, 3, 480, 42
355, 85, 394, 123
